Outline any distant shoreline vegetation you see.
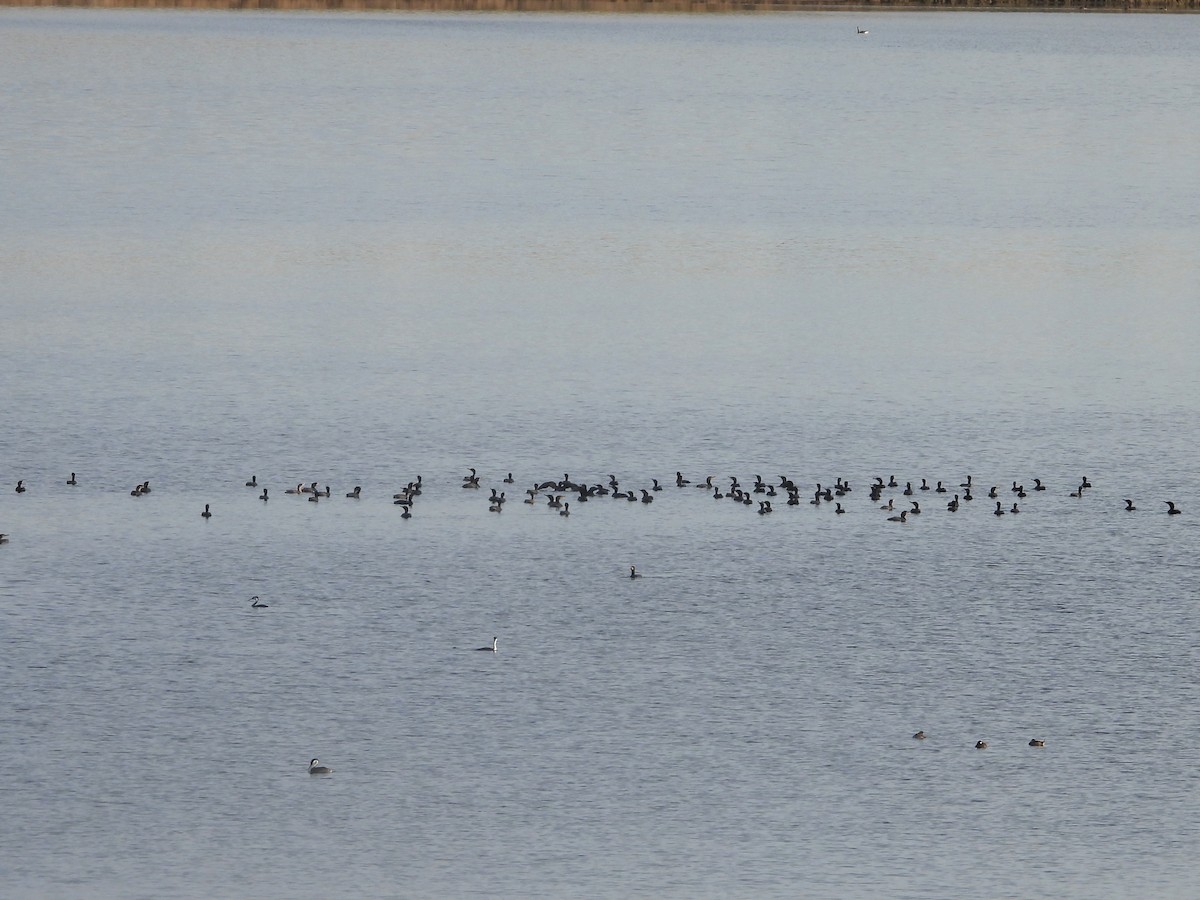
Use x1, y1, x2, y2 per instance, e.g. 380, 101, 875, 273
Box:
4, 0, 1198, 12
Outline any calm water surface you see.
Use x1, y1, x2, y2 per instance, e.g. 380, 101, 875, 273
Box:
2, 9, 1199, 898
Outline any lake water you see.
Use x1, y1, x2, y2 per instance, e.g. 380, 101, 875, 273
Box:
2, 8, 1199, 898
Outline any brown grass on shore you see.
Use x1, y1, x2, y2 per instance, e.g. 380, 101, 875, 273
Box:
2, 0, 1197, 12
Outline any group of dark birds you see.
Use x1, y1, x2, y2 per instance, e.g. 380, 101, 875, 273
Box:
912, 731, 1045, 749
0, 470, 1186, 539
442, 469, 1185, 523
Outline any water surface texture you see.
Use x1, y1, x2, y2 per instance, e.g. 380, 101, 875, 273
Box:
2, 10, 1199, 898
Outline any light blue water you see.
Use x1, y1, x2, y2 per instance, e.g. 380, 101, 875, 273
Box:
2, 9, 1199, 898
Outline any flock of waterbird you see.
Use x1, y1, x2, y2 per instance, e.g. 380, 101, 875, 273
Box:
912, 731, 1046, 751
16, 468, 1162, 771
305, 725, 1049, 778
0, 468, 1186, 548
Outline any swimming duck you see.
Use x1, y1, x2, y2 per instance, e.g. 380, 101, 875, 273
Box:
1123, 499, 1135, 511
975, 741, 988, 750
245, 476, 257, 487
250, 596, 268, 608
67, 473, 78, 486
308, 758, 333, 775
913, 731, 927, 740
15, 480, 25, 493
346, 486, 362, 499
259, 488, 269, 501
475, 637, 498, 652
201, 504, 212, 518
630, 566, 642, 579
1028, 739, 1045, 747
1165, 501, 1182, 515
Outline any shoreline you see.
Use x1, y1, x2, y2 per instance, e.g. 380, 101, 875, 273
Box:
3, 0, 1197, 12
